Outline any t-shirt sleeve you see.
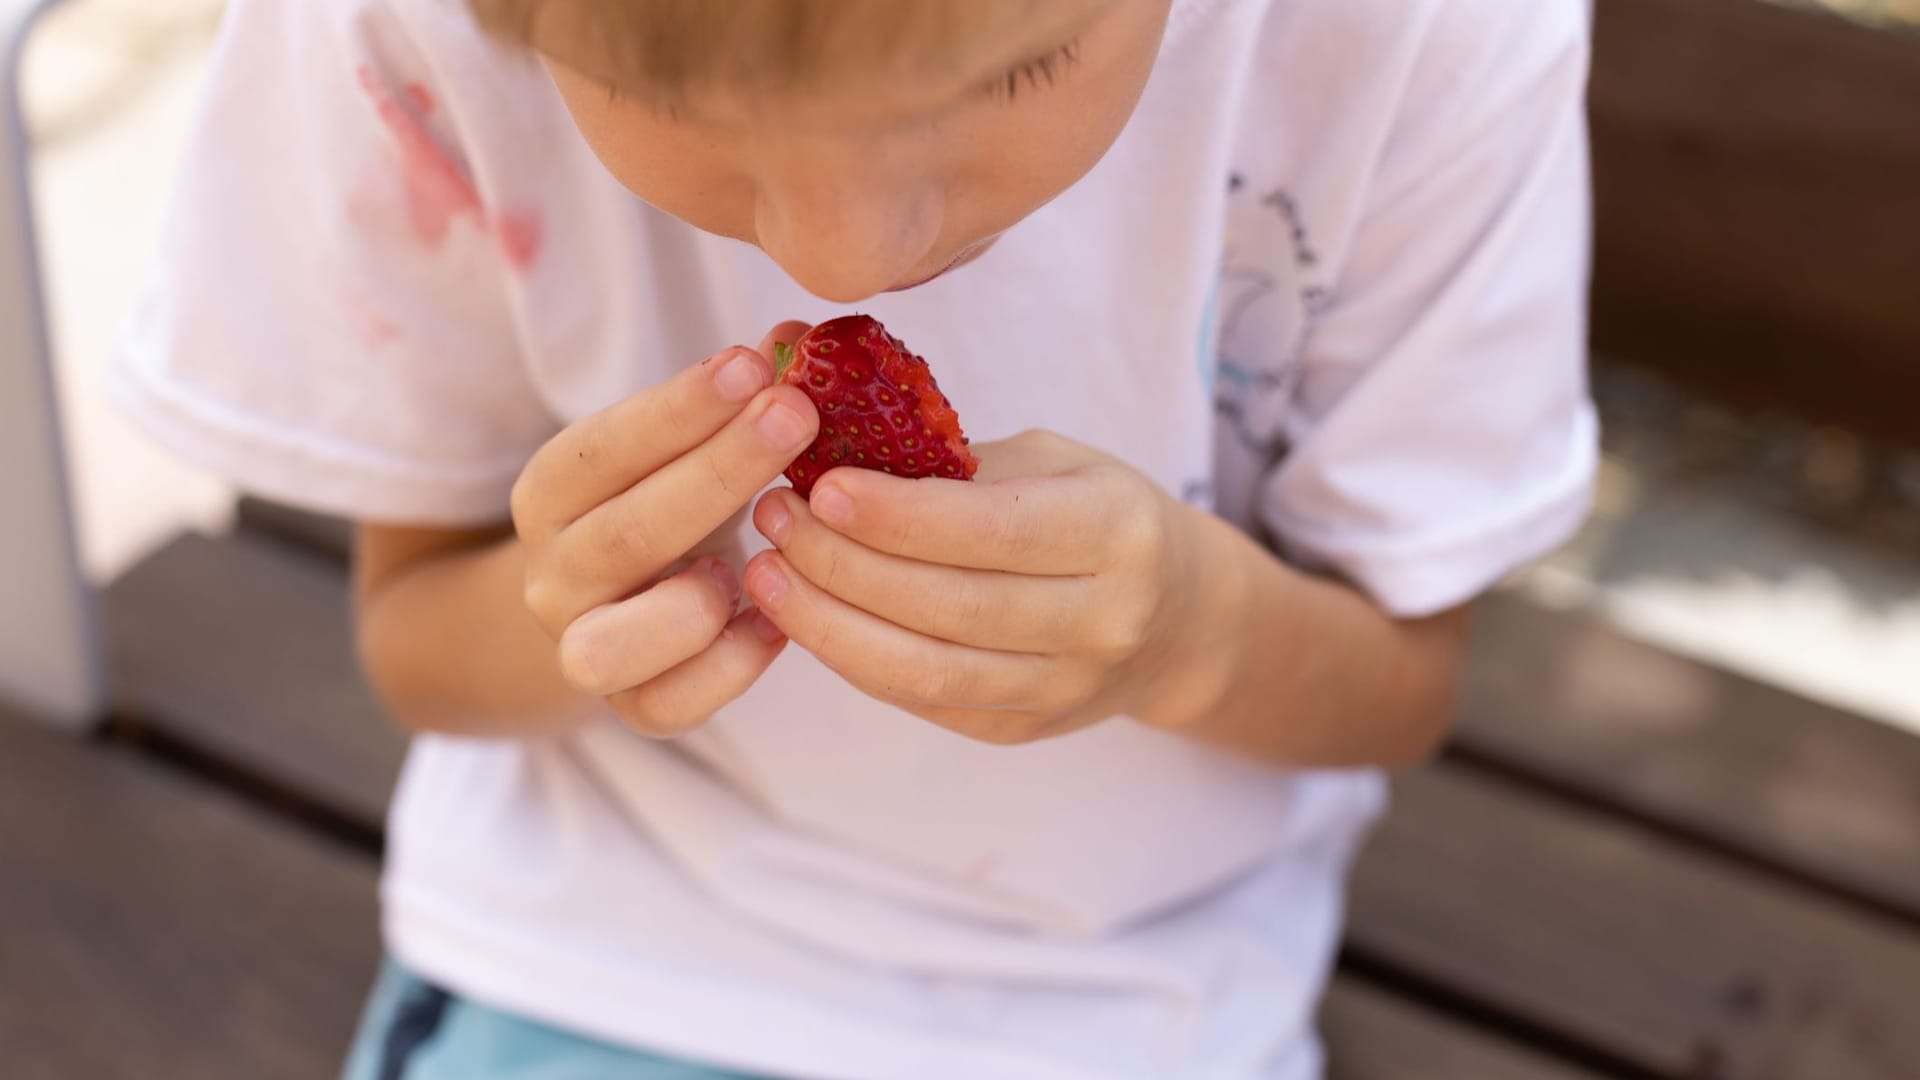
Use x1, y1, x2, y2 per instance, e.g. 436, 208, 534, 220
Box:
1257, 3, 1598, 618
108, 0, 556, 527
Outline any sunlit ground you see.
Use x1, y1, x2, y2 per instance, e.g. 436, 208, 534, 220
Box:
1795, 0, 1920, 26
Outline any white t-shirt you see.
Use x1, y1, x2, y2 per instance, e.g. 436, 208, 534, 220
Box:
111, 0, 1596, 1076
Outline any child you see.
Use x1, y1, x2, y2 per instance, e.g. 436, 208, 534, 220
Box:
112, 0, 1595, 1076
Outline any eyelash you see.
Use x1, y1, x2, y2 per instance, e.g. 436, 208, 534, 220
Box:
604, 38, 1084, 113
987, 39, 1082, 102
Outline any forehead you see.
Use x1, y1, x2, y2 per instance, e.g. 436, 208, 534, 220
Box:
533, 0, 1118, 121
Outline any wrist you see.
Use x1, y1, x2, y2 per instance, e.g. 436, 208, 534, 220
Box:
1135, 503, 1262, 733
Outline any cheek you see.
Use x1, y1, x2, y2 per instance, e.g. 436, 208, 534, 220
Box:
944, 14, 1165, 244
550, 73, 755, 243
948, 94, 1139, 240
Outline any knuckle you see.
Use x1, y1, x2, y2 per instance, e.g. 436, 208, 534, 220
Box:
1107, 497, 1166, 567
818, 543, 852, 595
659, 384, 713, 446
1060, 666, 1106, 712
508, 469, 539, 533
902, 662, 957, 705
1027, 660, 1096, 715
1088, 592, 1156, 659
598, 509, 672, 577
891, 499, 934, 552
933, 580, 988, 632
1010, 427, 1051, 452
546, 546, 608, 614
1029, 428, 1069, 454
700, 448, 741, 503
556, 627, 611, 696
982, 501, 1037, 560
615, 684, 703, 739
967, 714, 1036, 747
684, 572, 737, 634
803, 613, 843, 668
570, 415, 619, 475
521, 575, 565, 631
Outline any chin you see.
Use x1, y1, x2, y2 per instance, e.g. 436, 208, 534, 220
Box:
886, 235, 1001, 293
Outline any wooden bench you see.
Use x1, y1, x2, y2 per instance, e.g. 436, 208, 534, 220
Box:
0, 710, 380, 1080
7, 501, 1900, 1079
1589, 0, 1920, 450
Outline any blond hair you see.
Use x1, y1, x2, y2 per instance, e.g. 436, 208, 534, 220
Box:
467, 0, 1044, 97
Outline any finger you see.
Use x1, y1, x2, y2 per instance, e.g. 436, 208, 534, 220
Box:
754, 489, 1091, 652
744, 551, 1082, 712
805, 466, 1124, 575
516, 321, 807, 534
556, 557, 740, 697
609, 607, 789, 738
882, 699, 1091, 747
546, 385, 819, 617
514, 345, 770, 532
968, 429, 1102, 482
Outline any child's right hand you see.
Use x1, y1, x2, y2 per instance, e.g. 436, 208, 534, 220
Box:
510, 324, 820, 736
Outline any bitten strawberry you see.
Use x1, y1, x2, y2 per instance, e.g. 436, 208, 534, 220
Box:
773, 315, 979, 497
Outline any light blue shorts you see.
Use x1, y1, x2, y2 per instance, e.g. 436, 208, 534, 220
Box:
341, 956, 764, 1080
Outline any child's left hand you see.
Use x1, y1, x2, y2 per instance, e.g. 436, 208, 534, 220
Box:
746, 430, 1233, 744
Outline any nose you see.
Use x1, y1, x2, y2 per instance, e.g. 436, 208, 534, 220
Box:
754, 140, 945, 303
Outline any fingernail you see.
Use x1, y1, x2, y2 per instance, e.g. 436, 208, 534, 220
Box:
704, 558, 739, 602
757, 497, 793, 546
751, 611, 786, 643
746, 560, 788, 612
758, 400, 811, 451
812, 485, 853, 527
715, 350, 769, 403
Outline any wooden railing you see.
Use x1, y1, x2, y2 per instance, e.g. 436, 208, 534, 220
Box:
1590, 0, 1920, 450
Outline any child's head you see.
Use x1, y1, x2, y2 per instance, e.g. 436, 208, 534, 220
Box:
469, 0, 1172, 301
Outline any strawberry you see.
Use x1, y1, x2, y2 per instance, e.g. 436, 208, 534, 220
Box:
773, 315, 979, 497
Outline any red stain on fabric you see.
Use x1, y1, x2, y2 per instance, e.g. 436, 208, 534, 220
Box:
493, 209, 544, 271
353, 316, 403, 350
338, 277, 404, 350
353, 66, 540, 271
359, 314, 403, 349
962, 854, 1002, 884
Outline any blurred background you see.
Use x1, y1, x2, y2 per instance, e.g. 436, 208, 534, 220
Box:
4, 1, 1918, 1079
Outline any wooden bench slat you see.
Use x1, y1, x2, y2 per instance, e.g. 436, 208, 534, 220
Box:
236, 496, 354, 564
105, 530, 404, 830
1458, 591, 1920, 925
0, 716, 379, 1079
1321, 978, 1606, 1080
1350, 761, 1920, 1080
1589, 0, 1920, 448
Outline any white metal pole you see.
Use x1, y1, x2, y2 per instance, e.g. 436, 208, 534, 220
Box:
0, 0, 105, 729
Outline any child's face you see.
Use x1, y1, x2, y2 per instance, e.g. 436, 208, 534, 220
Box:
540, 0, 1172, 302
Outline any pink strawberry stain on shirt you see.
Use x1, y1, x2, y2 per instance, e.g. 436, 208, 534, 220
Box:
354, 66, 543, 272
962, 853, 1002, 884
358, 313, 403, 349
337, 274, 404, 350
494, 209, 544, 272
